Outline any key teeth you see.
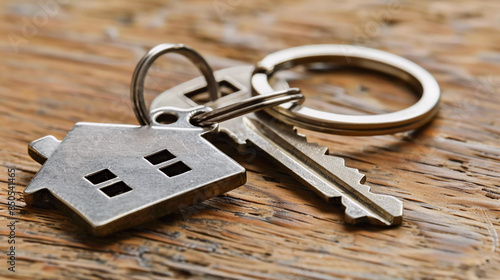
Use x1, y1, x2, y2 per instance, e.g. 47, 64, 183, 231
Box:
346, 166, 367, 184
336, 161, 366, 184
289, 127, 368, 186
291, 128, 331, 155
320, 161, 401, 226
287, 123, 402, 226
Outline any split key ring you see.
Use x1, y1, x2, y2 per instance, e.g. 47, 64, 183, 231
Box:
251, 45, 441, 135
130, 44, 303, 127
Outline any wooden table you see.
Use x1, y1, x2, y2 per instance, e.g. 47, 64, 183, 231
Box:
1, 0, 499, 279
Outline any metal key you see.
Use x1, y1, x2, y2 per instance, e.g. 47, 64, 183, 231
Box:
151, 66, 403, 226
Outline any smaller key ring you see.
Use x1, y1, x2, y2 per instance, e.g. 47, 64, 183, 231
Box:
251, 45, 441, 135
191, 88, 303, 126
131, 43, 219, 126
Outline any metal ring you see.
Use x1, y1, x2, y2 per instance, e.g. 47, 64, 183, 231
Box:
251, 44, 441, 135
131, 43, 219, 126
191, 88, 303, 126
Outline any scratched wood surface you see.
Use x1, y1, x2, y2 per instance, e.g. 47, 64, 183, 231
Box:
1, 0, 500, 279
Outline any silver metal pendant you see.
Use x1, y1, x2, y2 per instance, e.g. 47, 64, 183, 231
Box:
24, 43, 301, 236
25, 107, 246, 236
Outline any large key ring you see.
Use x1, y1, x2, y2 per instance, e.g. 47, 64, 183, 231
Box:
131, 43, 220, 126
251, 45, 441, 135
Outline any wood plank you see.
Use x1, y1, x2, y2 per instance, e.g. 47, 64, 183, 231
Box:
0, 0, 499, 279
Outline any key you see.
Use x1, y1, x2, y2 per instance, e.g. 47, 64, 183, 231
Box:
151, 66, 403, 226
25, 106, 247, 236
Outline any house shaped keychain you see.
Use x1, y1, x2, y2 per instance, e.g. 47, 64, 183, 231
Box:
24, 43, 301, 236
24, 106, 247, 236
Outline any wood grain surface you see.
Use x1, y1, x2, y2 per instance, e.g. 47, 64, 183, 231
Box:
1, 0, 500, 279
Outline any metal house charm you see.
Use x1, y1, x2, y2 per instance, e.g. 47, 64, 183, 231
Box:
24, 107, 246, 236
23, 43, 303, 236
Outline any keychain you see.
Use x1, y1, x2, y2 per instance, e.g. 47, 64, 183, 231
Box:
24, 44, 302, 236
25, 43, 440, 234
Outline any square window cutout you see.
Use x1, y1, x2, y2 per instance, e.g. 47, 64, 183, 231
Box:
100, 181, 132, 198
160, 161, 191, 177
144, 149, 176, 165
85, 169, 117, 185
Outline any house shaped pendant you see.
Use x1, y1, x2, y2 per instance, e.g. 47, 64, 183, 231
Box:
24, 107, 246, 236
